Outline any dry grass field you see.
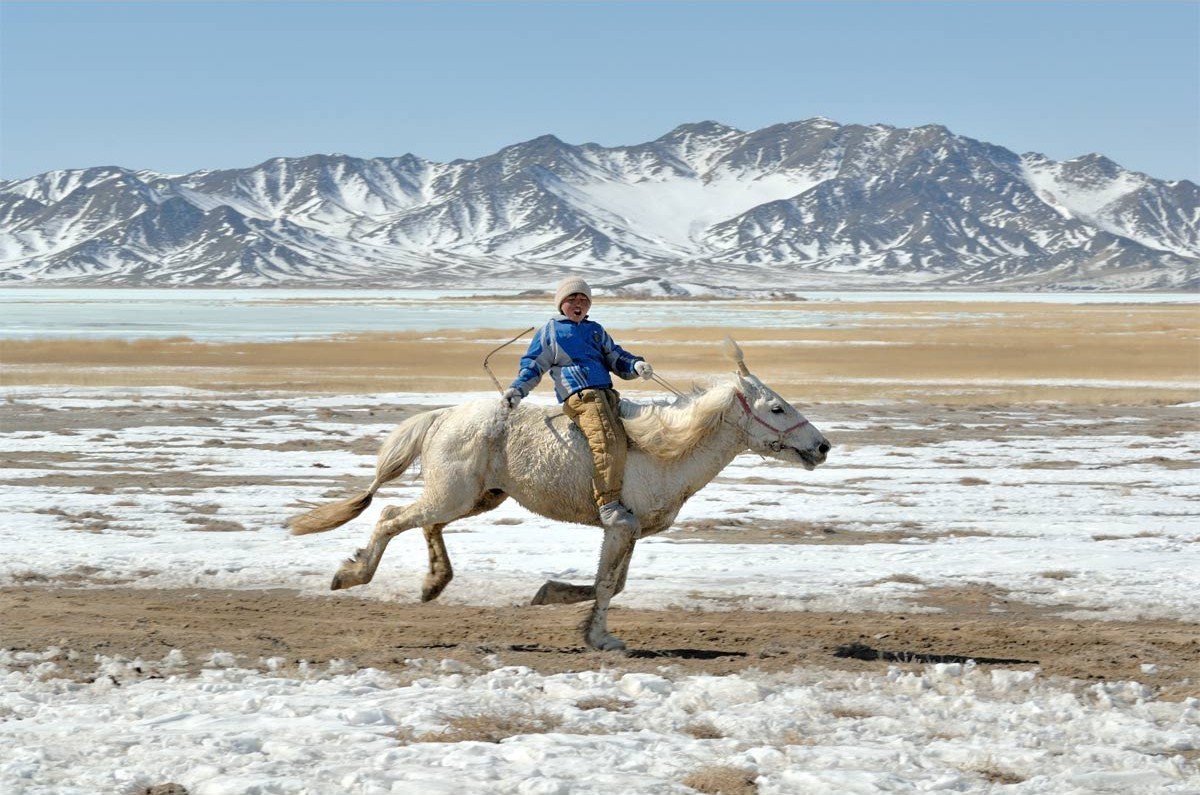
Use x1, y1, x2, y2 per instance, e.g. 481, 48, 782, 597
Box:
3, 300, 1198, 403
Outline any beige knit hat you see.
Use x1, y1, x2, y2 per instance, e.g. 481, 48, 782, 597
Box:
553, 276, 592, 312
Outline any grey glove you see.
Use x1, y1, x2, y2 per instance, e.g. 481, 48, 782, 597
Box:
502, 387, 523, 410
634, 360, 654, 380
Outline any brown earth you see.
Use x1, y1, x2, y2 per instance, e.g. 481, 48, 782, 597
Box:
2, 300, 1198, 403
3, 586, 1197, 700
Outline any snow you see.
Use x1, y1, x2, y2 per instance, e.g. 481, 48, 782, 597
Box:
0, 388, 1197, 617
560, 170, 828, 254
1, 384, 1198, 793
1023, 158, 1147, 222
3, 652, 1197, 794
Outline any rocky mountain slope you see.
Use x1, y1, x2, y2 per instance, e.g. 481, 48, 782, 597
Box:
2, 118, 1196, 290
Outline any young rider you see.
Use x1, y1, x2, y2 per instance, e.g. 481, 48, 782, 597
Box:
503, 276, 653, 534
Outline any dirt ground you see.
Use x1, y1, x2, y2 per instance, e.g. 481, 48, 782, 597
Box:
3, 586, 1198, 700
3, 300, 1198, 403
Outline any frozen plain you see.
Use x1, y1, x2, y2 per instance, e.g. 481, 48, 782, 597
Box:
1, 385, 1198, 794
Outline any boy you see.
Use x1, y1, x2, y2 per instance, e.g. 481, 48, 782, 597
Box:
503, 276, 653, 534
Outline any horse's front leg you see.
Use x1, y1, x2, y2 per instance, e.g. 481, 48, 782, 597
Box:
581, 525, 637, 651
529, 548, 636, 606
532, 521, 654, 606
531, 580, 595, 605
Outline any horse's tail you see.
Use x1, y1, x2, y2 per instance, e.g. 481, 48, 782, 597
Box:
288, 407, 449, 536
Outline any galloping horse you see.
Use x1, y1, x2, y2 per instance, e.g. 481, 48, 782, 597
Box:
289, 338, 831, 651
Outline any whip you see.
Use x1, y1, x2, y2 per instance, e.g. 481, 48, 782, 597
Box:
482, 327, 535, 393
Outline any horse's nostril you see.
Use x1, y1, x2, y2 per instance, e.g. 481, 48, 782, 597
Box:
818, 442, 831, 455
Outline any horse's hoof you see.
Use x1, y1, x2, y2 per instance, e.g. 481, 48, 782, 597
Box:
420, 580, 448, 602
531, 581, 594, 605
587, 633, 627, 652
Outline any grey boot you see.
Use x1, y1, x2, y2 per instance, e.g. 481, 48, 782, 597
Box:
599, 501, 640, 534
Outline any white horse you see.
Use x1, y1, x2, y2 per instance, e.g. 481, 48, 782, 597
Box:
289, 338, 831, 651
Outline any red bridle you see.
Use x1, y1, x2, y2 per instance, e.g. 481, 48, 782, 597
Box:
734, 390, 810, 438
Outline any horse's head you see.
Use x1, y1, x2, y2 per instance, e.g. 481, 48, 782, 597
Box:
723, 337, 831, 470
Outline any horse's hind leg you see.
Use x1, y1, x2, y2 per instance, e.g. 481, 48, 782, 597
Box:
582, 526, 637, 651
332, 497, 463, 591
332, 503, 407, 590
420, 488, 508, 602
420, 524, 452, 602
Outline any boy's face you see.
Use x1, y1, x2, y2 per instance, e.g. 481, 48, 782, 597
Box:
560, 293, 591, 322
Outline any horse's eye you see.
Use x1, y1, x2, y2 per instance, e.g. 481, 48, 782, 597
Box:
770, 405, 785, 414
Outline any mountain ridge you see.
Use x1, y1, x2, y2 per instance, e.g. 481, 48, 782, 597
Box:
2, 118, 1196, 290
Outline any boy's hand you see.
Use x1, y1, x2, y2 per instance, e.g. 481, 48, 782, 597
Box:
502, 388, 523, 410
634, 361, 654, 380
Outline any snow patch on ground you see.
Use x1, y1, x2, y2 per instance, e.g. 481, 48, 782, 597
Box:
2, 650, 1197, 795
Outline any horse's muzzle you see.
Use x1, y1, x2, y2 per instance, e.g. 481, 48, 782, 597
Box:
783, 437, 830, 469
800, 438, 832, 469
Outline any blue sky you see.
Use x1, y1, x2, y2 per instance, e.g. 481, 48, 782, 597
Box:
2, 1, 1197, 182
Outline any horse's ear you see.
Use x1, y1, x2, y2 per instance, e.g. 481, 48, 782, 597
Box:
722, 335, 751, 377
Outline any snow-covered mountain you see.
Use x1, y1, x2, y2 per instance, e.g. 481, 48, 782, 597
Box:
2, 118, 1197, 290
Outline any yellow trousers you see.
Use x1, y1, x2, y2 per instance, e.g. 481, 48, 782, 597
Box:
562, 388, 627, 508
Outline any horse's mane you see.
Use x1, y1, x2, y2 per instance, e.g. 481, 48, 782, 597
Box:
621, 379, 737, 461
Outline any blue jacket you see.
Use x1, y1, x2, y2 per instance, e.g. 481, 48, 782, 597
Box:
509, 316, 644, 403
